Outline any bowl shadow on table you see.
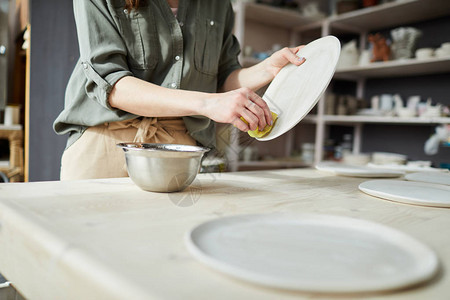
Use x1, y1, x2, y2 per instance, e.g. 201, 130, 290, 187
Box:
208, 251, 444, 299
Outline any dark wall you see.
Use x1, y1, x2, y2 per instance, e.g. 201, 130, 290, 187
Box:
29, 1, 78, 181
331, 16, 450, 168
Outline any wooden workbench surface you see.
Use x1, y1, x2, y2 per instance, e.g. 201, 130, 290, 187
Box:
0, 169, 449, 299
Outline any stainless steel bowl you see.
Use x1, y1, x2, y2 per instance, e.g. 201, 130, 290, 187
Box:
117, 143, 210, 192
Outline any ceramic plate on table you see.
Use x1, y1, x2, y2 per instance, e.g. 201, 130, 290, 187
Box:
359, 179, 450, 208
405, 171, 450, 186
367, 163, 446, 173
316, 161, 403, 178
258, 36, 341, 141
185, 214, 438, 293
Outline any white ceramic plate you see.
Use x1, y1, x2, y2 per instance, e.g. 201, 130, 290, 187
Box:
359, 179, 450, 208
316, 161, 403, 178
405, 171, 450, 186
258, 36, 341, 141
185, 214, 438, 293
367, 163, 446, 173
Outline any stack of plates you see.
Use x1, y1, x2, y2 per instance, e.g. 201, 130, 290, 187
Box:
372, 152, 407, 165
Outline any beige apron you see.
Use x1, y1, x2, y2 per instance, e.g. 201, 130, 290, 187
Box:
60, 117, 196, 180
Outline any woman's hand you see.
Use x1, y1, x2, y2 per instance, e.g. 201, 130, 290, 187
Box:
210, 46, 306, 131
220, 45, 306, 94
264, 45, 306, 78
203, 87, 272, 132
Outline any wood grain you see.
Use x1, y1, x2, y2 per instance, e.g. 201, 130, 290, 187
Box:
0, 169, 449, 299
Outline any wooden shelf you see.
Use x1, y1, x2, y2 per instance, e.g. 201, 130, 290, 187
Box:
0, 124, 22, 131
329, 0, 450, 33
237, 0, 450, 33
334, 57, 450, 80
304, 115, 450, 125
241, 2, 324, 29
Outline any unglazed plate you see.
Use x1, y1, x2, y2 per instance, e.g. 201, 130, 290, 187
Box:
258, 36, 341, 141
359, 179, 450, 208
367, 163, 446, 173
316, 162, 403, 178
185, 214, 438, 293
405, 171, 450, 186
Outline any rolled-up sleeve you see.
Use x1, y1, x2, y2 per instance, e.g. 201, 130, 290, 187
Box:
217, 2, 242, 89
74, 0, 133, 110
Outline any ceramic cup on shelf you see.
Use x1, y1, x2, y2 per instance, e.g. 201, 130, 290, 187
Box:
3, 105, 20, 126
435, 43, 450, 58
397, 108, 416, 118
301, 143, 315, 164
407, 95, 421, 110
435, 48, 449, 58
337, 40, 359, 69
380, 94, 394, 111
358, 49, 372, 66
371, 95, 380, 110
415, 48, 434, 60
440, 42, 450, 52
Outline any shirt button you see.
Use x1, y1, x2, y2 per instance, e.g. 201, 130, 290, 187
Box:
179, 21, 184, 27
175, 55, 181, 61
170, 83, 177, 88
210, 20, 215, 26
123, 9, 128, 14
82, 62, 88, 69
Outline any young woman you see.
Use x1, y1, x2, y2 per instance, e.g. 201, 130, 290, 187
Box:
54, 0, 305, 180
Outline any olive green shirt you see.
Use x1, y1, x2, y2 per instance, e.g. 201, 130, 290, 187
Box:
54, 0, 241, 148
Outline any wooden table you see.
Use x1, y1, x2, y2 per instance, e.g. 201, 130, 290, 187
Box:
0, 169, 449, 299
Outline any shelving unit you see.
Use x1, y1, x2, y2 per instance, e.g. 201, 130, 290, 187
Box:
238, 2, 324, 29
305, 115, 450, 125
327, 0, 450, 33
229, 0, 450, 171
314, 0, 450, 163
335, 57, 450, 80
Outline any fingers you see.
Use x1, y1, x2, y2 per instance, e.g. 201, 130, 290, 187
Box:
284, 46, 306, 66
246, 90, 272, 127
233, 117, 249, 132
222, 88, 272, 132
241, 109, 259, 131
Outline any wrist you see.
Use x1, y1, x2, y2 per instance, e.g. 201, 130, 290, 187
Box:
259, 58, 277, 83
196, 92, 215, 118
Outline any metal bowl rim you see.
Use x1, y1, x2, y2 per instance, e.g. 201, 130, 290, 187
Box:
117, 142, 210, 154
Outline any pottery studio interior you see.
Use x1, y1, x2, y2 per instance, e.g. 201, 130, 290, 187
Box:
0, 0, 450, 299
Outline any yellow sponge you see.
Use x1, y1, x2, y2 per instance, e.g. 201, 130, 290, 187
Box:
241, 111, 278, 138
